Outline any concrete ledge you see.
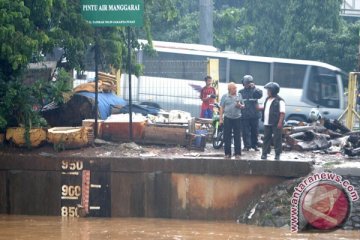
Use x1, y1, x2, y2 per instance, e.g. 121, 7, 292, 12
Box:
0, 154, 313, 177
330, 161, 360, 177
0, 153, 313, 219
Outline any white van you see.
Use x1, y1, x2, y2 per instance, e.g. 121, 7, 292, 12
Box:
119, 40, 345, 122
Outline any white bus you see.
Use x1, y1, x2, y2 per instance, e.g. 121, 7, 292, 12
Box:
120, 40, 346, 122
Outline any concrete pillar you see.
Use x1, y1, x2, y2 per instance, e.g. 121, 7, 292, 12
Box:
199, 0, 213, 46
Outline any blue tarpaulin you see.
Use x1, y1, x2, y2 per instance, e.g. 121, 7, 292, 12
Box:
76, 92, 127, 120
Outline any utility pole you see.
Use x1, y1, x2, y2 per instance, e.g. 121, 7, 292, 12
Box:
199, 0, 213, 46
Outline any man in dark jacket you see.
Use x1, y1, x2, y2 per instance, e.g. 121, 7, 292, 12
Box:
239, 75, 263, 151
261, 82, 285, 160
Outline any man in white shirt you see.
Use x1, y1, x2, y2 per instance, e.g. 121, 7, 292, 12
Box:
261, 82, 285, 160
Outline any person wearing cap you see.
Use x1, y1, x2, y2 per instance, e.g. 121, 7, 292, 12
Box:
238, 75, 263, 151
200, 76, 217, 118
261, 82, 285, 160
219, 82, 244, 158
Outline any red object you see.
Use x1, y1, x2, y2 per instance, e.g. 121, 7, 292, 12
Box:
82, 170, 91, 213
301, 183, 350, 230
102, 121, 145, 141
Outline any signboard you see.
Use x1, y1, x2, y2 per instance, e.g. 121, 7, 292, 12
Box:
81, 0, 144, 27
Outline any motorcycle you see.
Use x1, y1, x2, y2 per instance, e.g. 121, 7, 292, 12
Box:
212, 103, 224, 149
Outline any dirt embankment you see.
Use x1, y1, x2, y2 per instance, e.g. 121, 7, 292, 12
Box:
238, 173, 360, 230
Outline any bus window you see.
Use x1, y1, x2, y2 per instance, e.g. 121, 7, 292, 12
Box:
218, 58, 227, 83
273, 63, 306, 89
142, 52, 227, 82
307, 67, 339, 108
229, 60, 270, 85
341, 71, 348, 92
143, 52, 207, 80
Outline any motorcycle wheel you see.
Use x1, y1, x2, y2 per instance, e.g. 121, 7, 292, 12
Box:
212, 131, 224, 149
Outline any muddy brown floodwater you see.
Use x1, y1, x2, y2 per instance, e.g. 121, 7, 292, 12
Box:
0, 215, 359, 240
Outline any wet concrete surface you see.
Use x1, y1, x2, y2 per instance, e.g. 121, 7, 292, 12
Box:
0, 142, 343, 162
0, 215, 358, 240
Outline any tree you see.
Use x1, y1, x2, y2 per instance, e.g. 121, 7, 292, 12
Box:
305, 20, 360, 72
0, 0, 175, 133
214, 7, 254, 53
164, 12, 200, 43
147, 0, 360, 72
243, 0, 286, 56
242, 0, 359, 72
0, 1, 41, 78
280, 0, 342, 59
141, 0, 194, 42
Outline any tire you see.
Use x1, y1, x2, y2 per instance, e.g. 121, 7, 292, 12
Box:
213, 131, 224, 149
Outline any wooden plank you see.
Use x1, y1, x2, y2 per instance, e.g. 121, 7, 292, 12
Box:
144, 172, 171, 218
0, 171, 7, 213
111, 173, 144, 217
88, 172, 111, 217
8, 170, 61, 215
0, 155, 60, 171
143, 125, 187, 145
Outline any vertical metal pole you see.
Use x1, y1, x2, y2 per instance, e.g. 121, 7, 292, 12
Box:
346, 73, 357, 130
199, 0, 213, 45
94, 29, 99, 139
358, 29, 360, 71
127, 26, 133, 141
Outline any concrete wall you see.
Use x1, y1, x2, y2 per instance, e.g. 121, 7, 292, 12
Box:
0, 154, 312, 220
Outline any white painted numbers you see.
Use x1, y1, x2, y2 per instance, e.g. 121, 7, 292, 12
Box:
61, 206, 79, 217
61, 160, 83, 171
61, 160, 84, 218
61, 185, 81, 199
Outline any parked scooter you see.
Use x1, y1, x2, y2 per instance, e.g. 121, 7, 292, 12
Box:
212, 103, 224, 149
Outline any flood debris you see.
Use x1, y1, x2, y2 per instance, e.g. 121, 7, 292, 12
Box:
119, 142, 143, 152
343, 135, 360, 157
282, 118, 360, 157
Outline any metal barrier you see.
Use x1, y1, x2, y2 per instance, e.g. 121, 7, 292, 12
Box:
120, 60, 209, 117
338, 72, 360, 130
72, 59, 219, 118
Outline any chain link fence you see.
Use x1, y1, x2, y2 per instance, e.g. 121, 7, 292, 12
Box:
120, 59, 208, 117
72, 55, 210, 118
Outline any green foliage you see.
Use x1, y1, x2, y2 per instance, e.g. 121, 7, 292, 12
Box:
243, 0, 286, 56
0, 0, 175, 137
149, 0, 359, 73
0, 116, 6, 132
1, 78, 46, 128
141, 0, 192, 42
51, 69, 73, 104
279, 0, 342, 58
214, 7, 254, 53
165, 12, 200, 43
0, 0, 38, 77
305, 21, 360, 72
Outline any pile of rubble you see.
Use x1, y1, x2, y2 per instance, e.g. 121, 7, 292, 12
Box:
282, 118, 360, 156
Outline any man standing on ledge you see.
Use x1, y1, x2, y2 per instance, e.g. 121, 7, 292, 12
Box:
219, 82, 244, 158
239, 75, 263, 151
261, 82, 285, 160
